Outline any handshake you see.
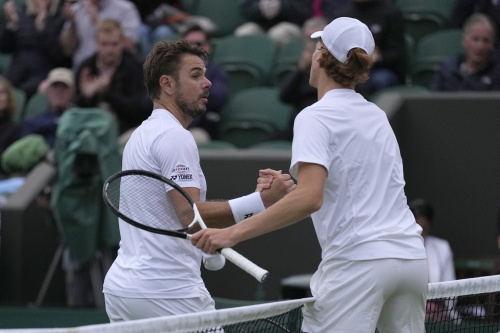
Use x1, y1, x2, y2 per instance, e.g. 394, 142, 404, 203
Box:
255, 168, 297, 208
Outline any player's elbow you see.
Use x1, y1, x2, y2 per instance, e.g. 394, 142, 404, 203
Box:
309, 198, 323, 214
303, 193, 323, 215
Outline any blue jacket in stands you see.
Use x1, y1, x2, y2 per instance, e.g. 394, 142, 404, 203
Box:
430, 53, 500, 91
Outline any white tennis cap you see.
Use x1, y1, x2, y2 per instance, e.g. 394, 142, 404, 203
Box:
311, 17, 375, 64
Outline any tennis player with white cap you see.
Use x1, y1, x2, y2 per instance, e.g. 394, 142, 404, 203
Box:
192, 17, 428, 332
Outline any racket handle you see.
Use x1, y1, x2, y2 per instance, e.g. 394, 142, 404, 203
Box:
220, 247, 269, 283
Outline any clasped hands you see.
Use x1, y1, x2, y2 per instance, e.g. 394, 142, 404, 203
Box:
256, 168, 297, 208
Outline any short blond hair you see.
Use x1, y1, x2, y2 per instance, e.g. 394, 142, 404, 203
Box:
95, 18, 124, 38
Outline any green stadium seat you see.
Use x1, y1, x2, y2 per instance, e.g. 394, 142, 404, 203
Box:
393, 0, 455, 21
410, 29, 464, 87
187, 0, 247, 37
212, 35, 277, 96
219, 87, 293, 148
12, 88, 27, 124
179, 0, 197, 13
272, 36, 304, 86
0, 52, 12, 74
24, 92, 49, 120
393, 0, 455, 44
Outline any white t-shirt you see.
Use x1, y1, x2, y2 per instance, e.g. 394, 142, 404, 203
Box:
290, 89, 426, 262
425, 235, 455, 283
103, 109, 208, 299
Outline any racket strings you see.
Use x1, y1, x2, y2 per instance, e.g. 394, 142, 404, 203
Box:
106, 174, 194, 231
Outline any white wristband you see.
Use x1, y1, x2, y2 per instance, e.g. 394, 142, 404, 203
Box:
228, 192, 265, 223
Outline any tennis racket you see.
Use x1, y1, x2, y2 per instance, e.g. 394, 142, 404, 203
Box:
102, 169, 269, 283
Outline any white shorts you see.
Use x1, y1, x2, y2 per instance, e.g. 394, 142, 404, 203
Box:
104, 288, 216, 322
302, 258, 428, 333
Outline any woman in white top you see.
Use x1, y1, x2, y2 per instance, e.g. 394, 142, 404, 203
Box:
192, 17, 428, 332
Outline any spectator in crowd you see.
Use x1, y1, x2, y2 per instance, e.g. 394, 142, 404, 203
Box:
430, 13, 500, 91
182, 25, 229, 142
21, 68, 75, 148
74, 19, 151, 134
0, 75, 21, 179
128, 0, 178, 60
235, 0, 312, 46
333, 0, 406, 98
409, 198, 455, 283
261, 16, 328, 143
451, 0, 500, 53
0, 0, 69, 98
409, 198, 460, 322
312, 0, 349, 18
60, 0, 140, 71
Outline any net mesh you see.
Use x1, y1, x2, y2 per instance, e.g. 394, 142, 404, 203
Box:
3, 275, 500, 333
424, 275, 500, 333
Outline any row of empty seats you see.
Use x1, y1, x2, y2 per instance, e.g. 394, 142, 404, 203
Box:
217, 87, 293, 148
390, 0, 456, 44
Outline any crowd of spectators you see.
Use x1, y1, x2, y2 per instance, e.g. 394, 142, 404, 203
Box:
0, 0, 498, 165
1, 0, 499, 165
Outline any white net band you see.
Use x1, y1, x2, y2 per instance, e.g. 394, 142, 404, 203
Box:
3, 275, 500, 332
0, 297, 314, 333
427, 274, 500, 300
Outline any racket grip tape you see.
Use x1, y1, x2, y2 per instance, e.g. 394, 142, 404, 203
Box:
220, 247, 269, 283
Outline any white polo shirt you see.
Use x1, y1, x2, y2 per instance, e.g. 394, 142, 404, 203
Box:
103, 109, 208, 299
290, 89, 426, 262
425, 235, 455, 283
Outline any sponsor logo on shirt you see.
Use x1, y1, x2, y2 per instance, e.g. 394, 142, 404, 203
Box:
170, 164, 193, 181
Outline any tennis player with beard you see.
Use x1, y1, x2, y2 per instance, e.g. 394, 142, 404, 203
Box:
103, 39, 296, 322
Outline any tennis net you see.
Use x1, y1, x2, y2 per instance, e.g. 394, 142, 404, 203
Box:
2, 275, 500, 333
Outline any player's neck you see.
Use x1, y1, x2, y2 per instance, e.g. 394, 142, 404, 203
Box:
317, 76, 353, 100
154, 99, 192, 128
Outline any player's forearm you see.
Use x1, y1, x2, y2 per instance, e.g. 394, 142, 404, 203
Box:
232, 186, 321, 243
197, 200, 235, 228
